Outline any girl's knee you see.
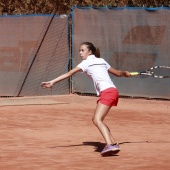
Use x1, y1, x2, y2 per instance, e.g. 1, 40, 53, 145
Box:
92, 116, 97, 125
92, 117, 95, 125
92, 117, 101, 126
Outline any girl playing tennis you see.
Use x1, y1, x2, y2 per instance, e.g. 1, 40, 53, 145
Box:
41, 42, 131, 156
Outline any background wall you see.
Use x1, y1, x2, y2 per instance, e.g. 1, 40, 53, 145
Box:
72, 7, 170, 99
0, 15, 70, 96
0, 6, 169, 99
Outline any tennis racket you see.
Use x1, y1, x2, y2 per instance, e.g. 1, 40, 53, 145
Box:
130, 66, 170, 78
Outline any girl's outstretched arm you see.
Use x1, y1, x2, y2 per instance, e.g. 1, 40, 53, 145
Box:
41, 67, 81, 89
108, 67, 131, 77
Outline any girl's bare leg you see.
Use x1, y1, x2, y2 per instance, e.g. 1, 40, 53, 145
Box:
92, 102, 114, 145
104, 123, 117, 144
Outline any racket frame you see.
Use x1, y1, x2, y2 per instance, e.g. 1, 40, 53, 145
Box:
130, 66, 170, 78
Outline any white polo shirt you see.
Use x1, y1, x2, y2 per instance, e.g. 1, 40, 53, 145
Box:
77, 55, 116, 96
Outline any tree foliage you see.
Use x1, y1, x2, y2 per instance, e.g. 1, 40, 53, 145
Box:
0, 0, 169, 15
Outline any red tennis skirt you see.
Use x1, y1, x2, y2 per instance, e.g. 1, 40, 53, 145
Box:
97, 87, 119, 107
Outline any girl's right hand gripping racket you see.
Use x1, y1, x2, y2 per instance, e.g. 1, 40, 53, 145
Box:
130, 66, 170, 78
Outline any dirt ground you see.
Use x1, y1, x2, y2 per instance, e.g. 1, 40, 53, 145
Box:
0, 94, 169, 170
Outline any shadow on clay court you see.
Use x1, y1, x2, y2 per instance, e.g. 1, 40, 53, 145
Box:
83, 141, 150, 152
83, 142, 105, 152
48, 140, 151, 153
48, 142, 105, 152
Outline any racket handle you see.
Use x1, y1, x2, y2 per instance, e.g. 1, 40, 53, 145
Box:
130, 72, 139, 76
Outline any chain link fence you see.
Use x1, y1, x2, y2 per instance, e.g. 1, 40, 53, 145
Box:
0, 0, 170, 15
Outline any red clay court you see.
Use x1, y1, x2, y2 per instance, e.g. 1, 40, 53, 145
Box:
0, 94, 169, 170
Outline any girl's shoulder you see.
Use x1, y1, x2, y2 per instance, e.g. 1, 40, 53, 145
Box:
98, 57, 107, 62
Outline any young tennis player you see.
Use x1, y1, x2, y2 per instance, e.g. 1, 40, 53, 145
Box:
41, 42, 131, 156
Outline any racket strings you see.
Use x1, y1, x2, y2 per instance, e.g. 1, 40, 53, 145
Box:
151, 67, 170, 78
